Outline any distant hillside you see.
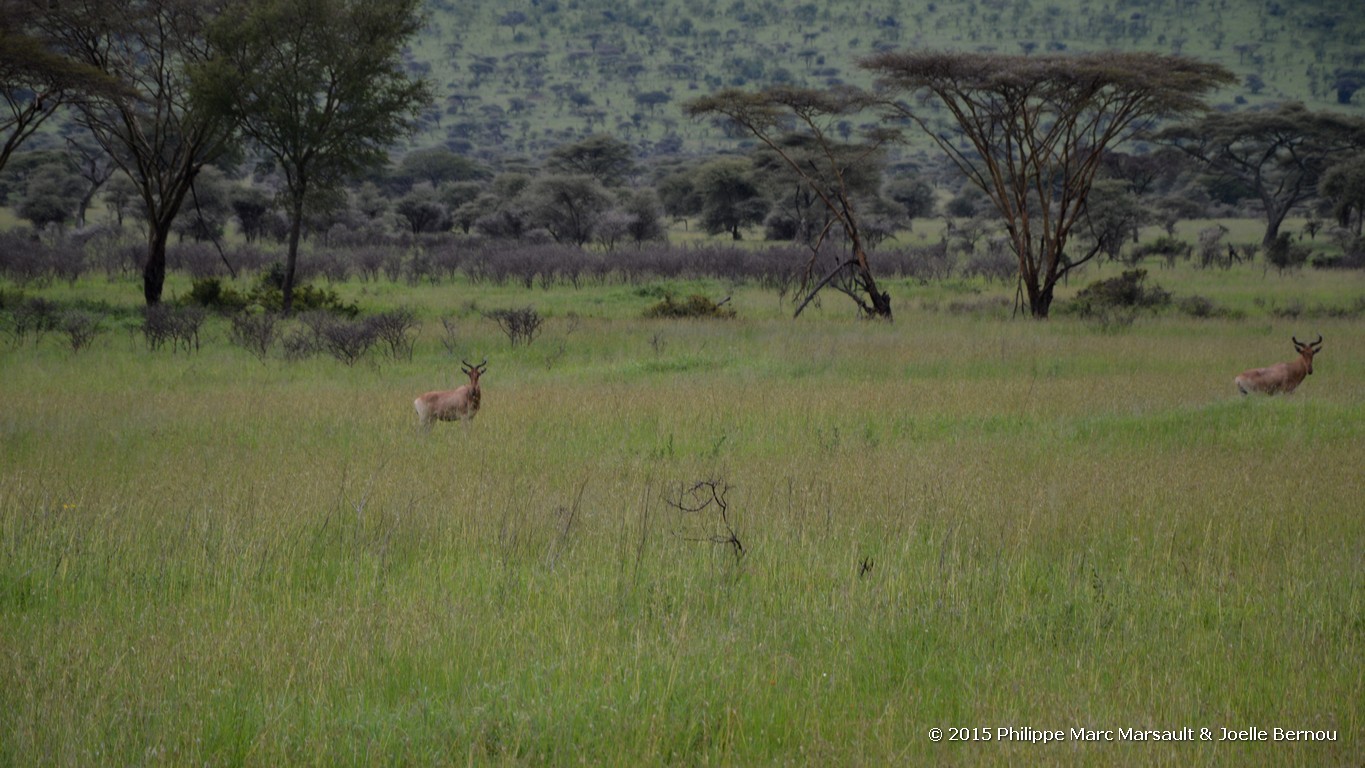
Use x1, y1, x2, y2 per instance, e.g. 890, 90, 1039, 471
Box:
404, 0, 1365, 167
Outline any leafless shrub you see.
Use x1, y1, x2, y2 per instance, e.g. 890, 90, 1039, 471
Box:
368, 307, 420, 361
294, 310, 334, 345
352, 246, 390, 282
317, 316, 377, 366
314, 249, 353, 283
946, 295, 1012, 318
281, 329, 319, 361
170, 242, 226, 280
0, 234, 54, 287
403, 248, 435, 285
484, 306, 544, 346
380, 248, 406, 282
225, 243, 276, 274
59, 310, 104, 353
439, 314, 462, 356
6, 297, 60, 346
96, 243, 144, 278
229, 310, 281, 361
878, 241, 955, 283
49, 241, 89, 285
961, 238, 1017, 282
427, 241, 465, 281
141, 305, 206, 353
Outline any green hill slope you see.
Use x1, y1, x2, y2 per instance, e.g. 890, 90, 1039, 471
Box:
408, 0, 1365, 163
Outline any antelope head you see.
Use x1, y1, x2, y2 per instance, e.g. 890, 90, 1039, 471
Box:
461, 358, 488, 388
1291, 335, 1322, 376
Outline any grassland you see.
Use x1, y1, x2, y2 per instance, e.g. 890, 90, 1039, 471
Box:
1, 258, 1363, 765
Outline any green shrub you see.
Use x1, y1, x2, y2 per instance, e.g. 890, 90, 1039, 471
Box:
186, 270, 359, 317
1266, 232, 1310, 272
186, 278, 251, 312
250, 282, 359, 316
1175, 294, 1242, 320
644, 293, 736, 319
1065, 270, 1170, 317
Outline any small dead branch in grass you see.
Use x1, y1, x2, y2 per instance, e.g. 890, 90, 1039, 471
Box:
667, 478, 744, 563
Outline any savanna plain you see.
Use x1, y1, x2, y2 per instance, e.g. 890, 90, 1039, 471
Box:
1, 258, 1362, 766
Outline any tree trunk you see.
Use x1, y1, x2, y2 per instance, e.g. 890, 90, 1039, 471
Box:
1261, 217, 1284, 249
1032, 282, 1055, 318
283, 196, 304, 315
851, 245, 892, 320
860, 267, 893, 319
142, 226, 170, 305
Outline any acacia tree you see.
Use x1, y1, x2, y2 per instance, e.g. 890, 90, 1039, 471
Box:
1157, 103, 1365, 248
687, 85, 896, 319
36, 0, 234, 305
1319, 153, 1365, 236
862, 51, 1234, 318
194, 0, 431, 312
545, 134, 637, 187
692, 157, 769, 241
0, 0, 120, 175
519, 174, 614, 246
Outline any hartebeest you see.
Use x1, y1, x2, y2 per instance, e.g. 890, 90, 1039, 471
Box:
414, 359, 487, 428
1235, 336, 1322, 395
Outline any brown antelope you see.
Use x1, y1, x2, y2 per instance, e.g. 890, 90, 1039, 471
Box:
1235, 336, 1322, 395
414, 359, 487, 428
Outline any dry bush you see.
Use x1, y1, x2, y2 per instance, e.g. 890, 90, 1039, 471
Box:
141, 305, 206, 353
317, 316, 378, 366
484, 306, 545, 346
229, 310, 282, 361
5, 296, 61, 346
368, 307, 420, 361
59, 310, 104, 353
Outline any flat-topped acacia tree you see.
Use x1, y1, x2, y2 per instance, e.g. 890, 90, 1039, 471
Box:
686, 85, 897, 320
1156, 103, 1365, 249
861, 51, 1235, 318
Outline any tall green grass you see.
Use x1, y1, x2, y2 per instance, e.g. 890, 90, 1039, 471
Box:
2, 269, 1362, 765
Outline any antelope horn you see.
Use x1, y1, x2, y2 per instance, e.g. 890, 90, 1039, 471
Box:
1313, 334, 1323, 347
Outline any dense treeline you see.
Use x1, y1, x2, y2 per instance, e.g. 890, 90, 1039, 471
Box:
3, 0, 1365, 320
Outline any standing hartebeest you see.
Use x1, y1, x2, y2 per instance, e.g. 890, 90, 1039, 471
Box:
414, 359, 487, 428
1234, 336, 1322, 395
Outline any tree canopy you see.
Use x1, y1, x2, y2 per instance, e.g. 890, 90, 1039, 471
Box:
0, 0, 123, 175
686, 85, 896, 319
861, 50, 1235, 317
1157, 102, 1365, 247
35, 0, 236, 305
545, 134, 638, 187
194, 0, 431, 312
